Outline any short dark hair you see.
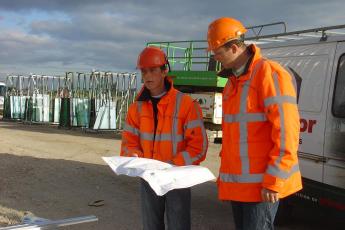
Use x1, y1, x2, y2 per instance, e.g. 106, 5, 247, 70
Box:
223, 38, 246, 49
160, 61, 171, 72
160, 65, 167, 71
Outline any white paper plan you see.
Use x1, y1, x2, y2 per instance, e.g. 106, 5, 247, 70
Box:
102, 156, 216, 196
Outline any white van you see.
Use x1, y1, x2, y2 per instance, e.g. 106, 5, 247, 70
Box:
260, 31, 345, 212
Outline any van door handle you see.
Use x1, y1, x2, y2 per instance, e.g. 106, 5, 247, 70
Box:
298, 152, 327, 163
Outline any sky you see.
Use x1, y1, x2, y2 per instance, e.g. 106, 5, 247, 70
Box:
0, 0, 345, 80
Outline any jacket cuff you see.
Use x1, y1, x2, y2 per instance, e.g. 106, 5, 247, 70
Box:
262, 174, 284, 193
172, 154, 185, 166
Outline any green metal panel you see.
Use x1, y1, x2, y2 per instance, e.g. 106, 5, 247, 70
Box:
147, 41, 227, 88
168, 71, 227, 87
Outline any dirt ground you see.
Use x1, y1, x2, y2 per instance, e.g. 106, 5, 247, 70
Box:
0, 120, 230, 229
0, 120, 341, 229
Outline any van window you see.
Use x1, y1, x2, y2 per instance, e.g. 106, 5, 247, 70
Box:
333, 54, 345, 117
0, 85, 5, 97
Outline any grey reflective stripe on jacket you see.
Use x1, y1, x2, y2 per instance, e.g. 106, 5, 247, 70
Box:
123, 122, 140, 136
138, 132, 184, 142
128, 95, 186, 144
180, 102, 208, 165
220, 59, 264, 183
224, 113, 267, 123
266, 163, 300, 180
220, 172, 263, 183
264, 95, 296, 107
172, 91, 184, 156
137, 101, 142, 114
122, 146, 130, 156
264, 71, 298, 178
184, 119, 204, 130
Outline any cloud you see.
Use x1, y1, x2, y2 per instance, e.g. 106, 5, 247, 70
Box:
0, 0, 344, 77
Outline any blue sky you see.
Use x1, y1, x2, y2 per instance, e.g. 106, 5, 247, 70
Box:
0, 0, 345, 80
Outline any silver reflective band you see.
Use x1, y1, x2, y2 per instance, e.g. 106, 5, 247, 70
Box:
239, 78, 252, 174
122, 146, 130, 156
155, 133, 183, 142
223, 59, 265, 176
123, 147, 129, 153
224, 113, 267, 123
140, 132, 154, 141
185, 119, 204, 130
219, 173, 263, 183
124, 123, 140, 136
139, 132, 184, 142
264, 95, 296, 107
180, 102, 208, 165
266, 163, 300, 180
172, 92, 184, 156
182, 150, 206, 166
239, 142, 249, 156
239, 122, 249, 173
193, 102, 208, 163
182, 151, 193, 165
272, 71, 286, 167
137, 101, 142, 114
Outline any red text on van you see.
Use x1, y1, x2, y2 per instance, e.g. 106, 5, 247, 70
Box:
300, 119, 317, 133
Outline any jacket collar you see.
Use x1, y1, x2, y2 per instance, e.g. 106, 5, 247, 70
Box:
136, 77, 173, 102
218, 44, 261, 80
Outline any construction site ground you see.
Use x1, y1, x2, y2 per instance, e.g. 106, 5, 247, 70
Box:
0, 120, 341, 229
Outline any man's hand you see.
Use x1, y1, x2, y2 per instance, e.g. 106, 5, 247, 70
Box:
261, 188, 279, 203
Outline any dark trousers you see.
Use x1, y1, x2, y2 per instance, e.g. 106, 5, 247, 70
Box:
231, 201, 279, 230
140, 179, 191, 230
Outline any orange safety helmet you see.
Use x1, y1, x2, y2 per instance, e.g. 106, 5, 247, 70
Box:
207, 17, 247, 51
137, 46, 168, 69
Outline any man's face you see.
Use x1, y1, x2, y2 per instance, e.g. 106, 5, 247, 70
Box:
213, 45, 237, 69
141, 66, 166, 94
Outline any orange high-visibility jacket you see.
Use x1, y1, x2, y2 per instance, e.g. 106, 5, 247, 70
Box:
120, 79, 208, 166
219, 44, 302, 202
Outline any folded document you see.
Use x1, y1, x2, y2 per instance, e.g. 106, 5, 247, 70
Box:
102, 156, 216, 196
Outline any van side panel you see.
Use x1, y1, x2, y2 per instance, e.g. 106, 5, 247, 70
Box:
261, 43, 337, 184
324, 42, 345, 190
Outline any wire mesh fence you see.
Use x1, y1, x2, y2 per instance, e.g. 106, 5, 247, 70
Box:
3, 71, 138, 131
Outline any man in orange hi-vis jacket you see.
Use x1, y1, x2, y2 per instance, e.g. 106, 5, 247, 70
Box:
120, 46, 208, 230
207, 17, 302, 230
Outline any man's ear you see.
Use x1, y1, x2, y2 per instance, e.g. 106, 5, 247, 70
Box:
231, 44, 238, 54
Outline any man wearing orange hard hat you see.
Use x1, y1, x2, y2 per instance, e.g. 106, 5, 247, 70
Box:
207, 17, 302, 229
120, 46, 208, 230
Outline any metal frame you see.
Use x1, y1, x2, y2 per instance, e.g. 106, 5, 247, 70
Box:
0, 215, 98, 229
147, 24, 345, 72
